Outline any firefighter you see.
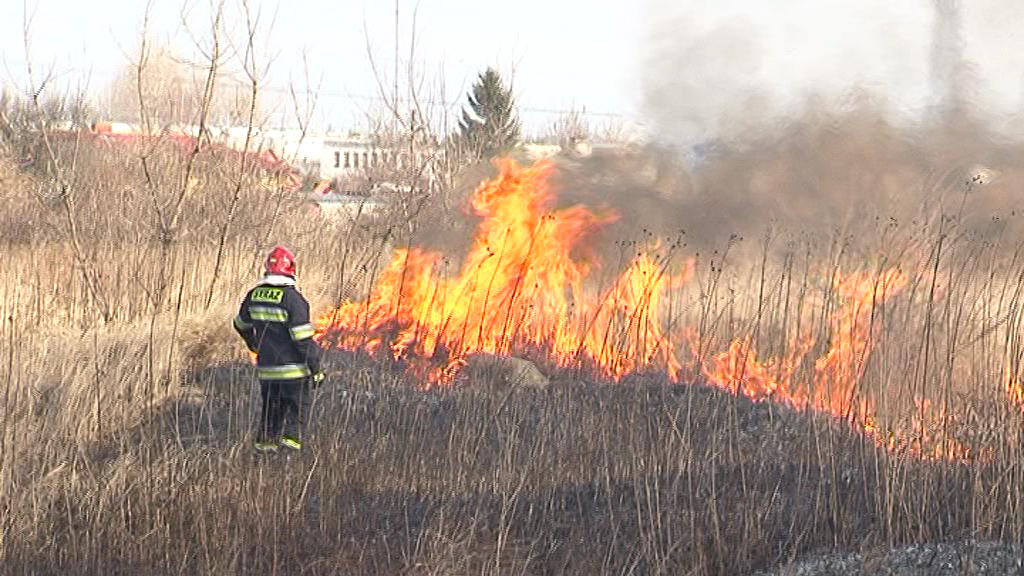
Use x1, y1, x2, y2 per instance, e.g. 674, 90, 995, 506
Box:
233, 245, 326, 452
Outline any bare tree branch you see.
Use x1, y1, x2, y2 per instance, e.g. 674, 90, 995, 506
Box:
207, 0, 267, 306
21, 0, 112, 322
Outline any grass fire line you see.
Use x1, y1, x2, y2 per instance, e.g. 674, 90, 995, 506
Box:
313, 158, 1011, 464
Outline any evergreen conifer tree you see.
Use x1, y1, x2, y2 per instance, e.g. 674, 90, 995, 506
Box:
458, 67, 521, 159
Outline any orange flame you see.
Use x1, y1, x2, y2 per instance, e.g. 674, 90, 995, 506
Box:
697, 269, 989, 461
1006, 366, 1024, 407
701, 336, 813, 402
700, 268, 906, 416
883, 399, 985, 462
813, 268, 907, 418
316, 159, 689, 384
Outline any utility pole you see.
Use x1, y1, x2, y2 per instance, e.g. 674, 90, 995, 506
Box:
930, 0, 964, 124
394, 0, 400, 131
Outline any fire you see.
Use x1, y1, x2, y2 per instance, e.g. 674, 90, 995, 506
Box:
701, 336, 813, 402
697, 269, 988, 461
699, 268, 906, 417
813, 268, 907, 418
313, 157, 1012, 463
316, 159, 689, 383
1006, 367, 1024, 407
579, 253, 693, 381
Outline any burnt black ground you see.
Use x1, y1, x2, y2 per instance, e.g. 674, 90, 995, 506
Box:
7, 351, 1024, 575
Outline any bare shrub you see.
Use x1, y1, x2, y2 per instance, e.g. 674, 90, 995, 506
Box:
13, 133, 305, 245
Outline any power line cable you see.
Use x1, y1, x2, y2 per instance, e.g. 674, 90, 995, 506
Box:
257, 84, 632, 118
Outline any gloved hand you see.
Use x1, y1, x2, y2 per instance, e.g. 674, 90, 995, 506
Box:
311, 370, 326, 389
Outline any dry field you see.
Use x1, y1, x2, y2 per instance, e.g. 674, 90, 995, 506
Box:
4, 121, 1024, 575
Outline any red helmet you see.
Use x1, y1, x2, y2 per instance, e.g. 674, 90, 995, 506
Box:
265, 245, 297, 277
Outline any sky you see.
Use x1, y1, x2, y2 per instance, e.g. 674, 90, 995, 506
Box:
2, 0, 1024, 139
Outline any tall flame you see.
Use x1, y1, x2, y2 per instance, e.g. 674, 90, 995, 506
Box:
814, 269, 907, 418
1006, 366, 1024, 407
316, 159, 689, 383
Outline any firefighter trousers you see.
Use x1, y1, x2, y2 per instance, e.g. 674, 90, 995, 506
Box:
258, 377, 312, 441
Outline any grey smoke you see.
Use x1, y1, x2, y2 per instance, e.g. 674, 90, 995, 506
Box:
546, 0, 1024, 262
413, 1, 1024, 269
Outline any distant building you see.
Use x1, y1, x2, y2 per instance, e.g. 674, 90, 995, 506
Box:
253, 130, 435, 193
319, 136, 392, 180
88, 120, 443, 195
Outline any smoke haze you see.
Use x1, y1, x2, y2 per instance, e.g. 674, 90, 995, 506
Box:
546, 0, 1024, 261
410, 1, 1024, 269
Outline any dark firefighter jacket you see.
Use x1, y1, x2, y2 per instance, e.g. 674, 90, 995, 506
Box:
233, 274, 322, 381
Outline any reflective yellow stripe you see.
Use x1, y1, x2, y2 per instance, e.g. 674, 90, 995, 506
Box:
290, 323, 315, 340
257, 364, 311, 380
249, 306, 288, 322
280, 435, 302, 450
233, 315, 252, 330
